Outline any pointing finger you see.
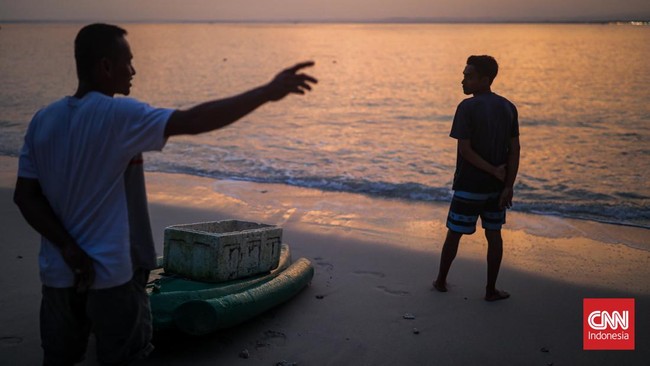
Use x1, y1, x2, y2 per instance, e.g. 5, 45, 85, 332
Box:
286, 61, 315, 74
297, 81, 312, 91
297, 73, 318, 84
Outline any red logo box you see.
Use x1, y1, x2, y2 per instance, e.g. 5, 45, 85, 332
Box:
583, 298, 635, 350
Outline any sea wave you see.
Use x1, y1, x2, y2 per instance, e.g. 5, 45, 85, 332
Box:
2, 126, 648, 230
145, 162, 650, 230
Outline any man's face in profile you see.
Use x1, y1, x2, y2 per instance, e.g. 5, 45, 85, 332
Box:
111, 37, 136, 96
461, 65, 485, 95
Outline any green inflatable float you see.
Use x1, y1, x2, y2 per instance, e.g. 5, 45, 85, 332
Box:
148, 244, 313, 336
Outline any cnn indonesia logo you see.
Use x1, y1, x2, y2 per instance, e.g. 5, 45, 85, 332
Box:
583, 298, 635, 350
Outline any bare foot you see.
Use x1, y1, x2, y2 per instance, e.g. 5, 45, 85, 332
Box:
484, 289, 510, 302
433, 280, 448, 292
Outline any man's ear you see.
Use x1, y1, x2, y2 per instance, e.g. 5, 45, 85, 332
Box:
99, 57, 113, 78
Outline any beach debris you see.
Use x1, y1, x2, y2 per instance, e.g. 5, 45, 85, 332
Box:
16, 255, 23, 259
315, 294, 325, 299
413, 328, 420, 335
402, 313, 416, 320
238, 349, 250, 359
540, 347, 550, 353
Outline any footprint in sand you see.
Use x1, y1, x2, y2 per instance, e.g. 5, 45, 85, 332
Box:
352, 270, 386, 278
315, 260, 334, 272
376, 285, 410, 296
314, 258, 334, 288
352, 271, 408, 295
256, 330, 287, 349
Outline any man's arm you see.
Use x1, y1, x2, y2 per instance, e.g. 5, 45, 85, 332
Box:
164, 61, 317, 137
14, 177, 94, 291
499, 136, 521, 209
457, 139, 506, 182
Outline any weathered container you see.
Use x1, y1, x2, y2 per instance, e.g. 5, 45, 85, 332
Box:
163, 220, 282, 283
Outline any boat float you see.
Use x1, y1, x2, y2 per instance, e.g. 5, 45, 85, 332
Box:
147, 221, 313, 336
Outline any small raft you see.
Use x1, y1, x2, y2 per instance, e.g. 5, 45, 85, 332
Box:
148, 244, 313, 335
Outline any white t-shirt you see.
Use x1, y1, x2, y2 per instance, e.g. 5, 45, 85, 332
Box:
18, 92, 174, 289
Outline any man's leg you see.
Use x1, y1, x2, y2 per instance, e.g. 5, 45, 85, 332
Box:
132, 267, 154, 358
40, 286, 91, 366
87, 273, 154, 366
484, 229, 509, 301
434, 229, 463, 292
437, 191, 483, 292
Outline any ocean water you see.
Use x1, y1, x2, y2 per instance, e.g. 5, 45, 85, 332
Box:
1, 23, 649, 228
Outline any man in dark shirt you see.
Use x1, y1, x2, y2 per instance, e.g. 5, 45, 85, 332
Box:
433, 55, 520, 301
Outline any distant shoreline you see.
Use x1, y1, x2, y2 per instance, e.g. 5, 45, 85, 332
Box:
1, 19, 649, 25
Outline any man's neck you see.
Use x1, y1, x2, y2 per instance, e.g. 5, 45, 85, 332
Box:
74, 82, 114, 99
473, 87, 492, 97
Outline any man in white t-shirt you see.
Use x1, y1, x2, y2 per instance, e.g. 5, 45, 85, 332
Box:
13, 23, 316, 366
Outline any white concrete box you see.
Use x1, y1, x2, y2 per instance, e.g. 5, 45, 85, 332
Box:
163, 220, 282, 283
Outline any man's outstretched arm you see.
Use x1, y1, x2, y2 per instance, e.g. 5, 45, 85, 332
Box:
164, 61, 317, 137
14, 177, 95, 291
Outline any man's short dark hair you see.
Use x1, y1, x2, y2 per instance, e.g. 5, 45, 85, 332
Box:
74, 23, 127, 82
467, 55, 498, 83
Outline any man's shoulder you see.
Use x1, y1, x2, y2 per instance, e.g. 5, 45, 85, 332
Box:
37, 93, 114, 114
36, 96, 71, 113
29, 97, 73, 126
456, 96, 477, 111
457, 93, 503, 107
84, 92, 142, 108
77, 94, 153, 120
491, 93, 517, 109
457, 96, 476, 105
111, 96, 157, 116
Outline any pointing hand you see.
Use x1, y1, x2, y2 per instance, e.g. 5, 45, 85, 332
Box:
265, 61, 318, 101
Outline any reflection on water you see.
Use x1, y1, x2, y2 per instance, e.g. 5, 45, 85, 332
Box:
0, 23, 648, 227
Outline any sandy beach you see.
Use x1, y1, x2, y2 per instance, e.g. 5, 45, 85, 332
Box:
0, 155, 648, 365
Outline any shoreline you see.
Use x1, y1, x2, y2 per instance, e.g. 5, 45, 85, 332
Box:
1, 155, 648, 365
145, 169, 650, 251
142, 169, 650, 296
1, 155, 649, 292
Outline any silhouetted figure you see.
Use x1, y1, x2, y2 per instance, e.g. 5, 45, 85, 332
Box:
433, 55, 520, 302
14, 23, 316, 365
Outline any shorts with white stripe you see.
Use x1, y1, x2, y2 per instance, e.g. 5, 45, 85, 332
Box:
446, 191, 506, 234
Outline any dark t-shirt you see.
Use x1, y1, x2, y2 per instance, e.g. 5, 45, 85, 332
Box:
450, 92, 519, 193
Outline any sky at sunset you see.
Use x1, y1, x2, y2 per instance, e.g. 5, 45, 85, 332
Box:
1, 0, 649, 22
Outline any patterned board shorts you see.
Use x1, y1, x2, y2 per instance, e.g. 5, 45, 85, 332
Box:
446, 191, 506, 234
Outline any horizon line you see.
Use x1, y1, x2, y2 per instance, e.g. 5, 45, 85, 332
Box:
1, 16, 649, 25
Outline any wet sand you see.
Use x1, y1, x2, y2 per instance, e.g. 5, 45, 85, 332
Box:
0, 156, 648, 365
